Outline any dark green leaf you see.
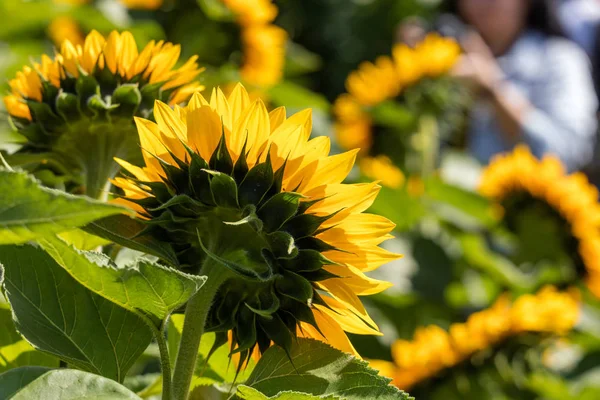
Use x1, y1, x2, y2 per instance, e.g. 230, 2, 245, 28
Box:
0, 366, 51, 400
84, 214, 179, 266
0, 169, 129, 244
244, 338, 412, 400
0, 244, 152, 382
0, 304, 58, 373
40, 236, 206, 328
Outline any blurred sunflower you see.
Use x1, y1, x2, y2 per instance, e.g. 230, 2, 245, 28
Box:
47, 16, 84, 47
370, 286, 579, 390
117, 0, 286, 87
480, 146, 600, 297
333, 33, 462, 176
3, 30, 203, 197
113, 83, 401, 360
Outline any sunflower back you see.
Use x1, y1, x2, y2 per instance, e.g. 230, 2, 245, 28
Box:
3, 30, 203, 197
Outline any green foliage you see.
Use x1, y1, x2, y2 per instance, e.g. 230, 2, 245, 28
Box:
0, 304, 57, 373
242, 338, 412, 400
39, 235, 206, 329
236, 386, 339, 400
84, 215, 180, 266
0, 168, 128, 244
0, 367, 141, 399
0, 244, 152, 382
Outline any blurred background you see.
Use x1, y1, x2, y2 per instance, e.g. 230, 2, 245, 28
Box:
4, 0, 600, 399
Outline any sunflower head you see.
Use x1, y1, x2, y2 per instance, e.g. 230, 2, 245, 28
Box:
113, 83, 401, 359
479, 146, 600, 297
335, 33, 462, 171
3, 30, 203, 196
377, 287, 579, 390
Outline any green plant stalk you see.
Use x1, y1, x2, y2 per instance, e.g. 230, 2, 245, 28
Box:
419, 114, 439, 178
153, 325, 172, 400
171, 260, 229, 400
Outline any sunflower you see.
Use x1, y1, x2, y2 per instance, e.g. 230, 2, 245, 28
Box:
360, 155, 405, 189
371, 286, 579, 390
117, 0, 286, 87
3, 30, 203, 197
119, 0, 163, 9
48, 16, 85, 47
334, 33, 461, 159
112, 83, 401, 363
479, 146, 600, 297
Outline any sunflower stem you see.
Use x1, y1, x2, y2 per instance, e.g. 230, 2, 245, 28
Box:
153, 324, 172, 400
171, 262, 229, 400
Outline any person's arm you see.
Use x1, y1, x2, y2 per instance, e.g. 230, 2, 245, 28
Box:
454, 33, 598, 170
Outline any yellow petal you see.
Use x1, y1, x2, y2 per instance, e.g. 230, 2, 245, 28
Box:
81, 30, 105, 73
296, 149, 359, 193
154, 100, 186, 141
186, 105, 222, 162
135, 117, 173, 175
269, 106, 286, 131
118, 31, 139, 76
299, 309, 359, 356
324, 263, 393, 295
232, 99, 270, 165
227, 83, 250, 125
103, 31, 122, 74
324, 243, 402, 272
209, 87, 232, 132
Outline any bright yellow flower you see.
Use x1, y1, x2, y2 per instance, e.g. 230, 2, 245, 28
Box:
335, 33, 460, 156
48, 16, 85, 47
112, 83, 401, 356
222, 0, 278, 25
372, 286, 579, 390
240, 24, 287, 87
360, 156, 405, 189
479, 145, 600, 297
3, 30, 203, 197
4, 30, 203, 121
119, 0, 163, 9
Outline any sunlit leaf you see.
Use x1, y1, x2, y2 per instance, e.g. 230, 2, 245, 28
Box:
0, 244, 152, 382
40, 236, 206, 328
0, 169, 128, 244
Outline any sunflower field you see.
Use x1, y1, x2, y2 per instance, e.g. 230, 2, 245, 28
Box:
1, 1, 600, 399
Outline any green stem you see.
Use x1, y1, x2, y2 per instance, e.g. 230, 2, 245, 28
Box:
153, 326, 172, 400
171, 263, 229, 400
419, 114, 439, 178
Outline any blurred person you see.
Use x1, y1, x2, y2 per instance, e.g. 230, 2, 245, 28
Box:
557, 0, 600, 57
449, 0, 598, 171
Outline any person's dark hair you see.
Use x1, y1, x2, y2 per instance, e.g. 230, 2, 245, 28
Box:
446, 0, 565, 38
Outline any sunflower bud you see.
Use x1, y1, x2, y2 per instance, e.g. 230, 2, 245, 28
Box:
3, 30, 203, 197
113, 83, 401, 359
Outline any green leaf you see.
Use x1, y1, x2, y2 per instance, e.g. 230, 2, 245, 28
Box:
268, 81, 331, 112
370, 101, 415, 130
424, 177, 499, 228
236, 385, 340, 399
0, 169, 128, 245
197, 0, 235, 20
40, 235, 206, 328
3, 368, 141, 400
0, 244, 152, 382
84, 214, 179, 266
0, 366, 51, 400
243, 338, 412, 400
0, 303, 58, 373
58, 229, 111, 251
